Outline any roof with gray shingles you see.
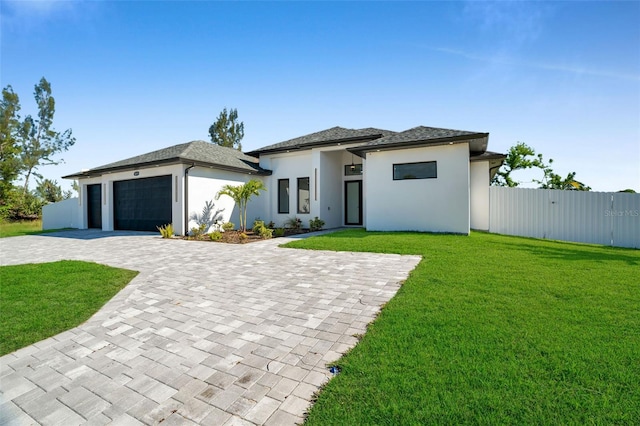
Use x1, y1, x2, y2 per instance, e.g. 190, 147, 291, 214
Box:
63, 141, 268, 178
348, 126, 490, 157
357, 126, 485, 147
246, 126, 395, 155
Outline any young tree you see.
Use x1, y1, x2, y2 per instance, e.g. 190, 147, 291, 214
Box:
208, 107, 244, 150
216, 179, 266, 232
20, 77, 76, 195
35, 178, 64, 203
493, 142, 590, 191
536, 168, 591, 191
491, 142, 546, 187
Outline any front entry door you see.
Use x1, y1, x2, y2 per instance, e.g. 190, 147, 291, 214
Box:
345, 180, 362, 225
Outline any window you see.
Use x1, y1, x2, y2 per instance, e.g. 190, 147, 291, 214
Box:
297, 177, 310, 214
278, 179, 289, 214
393, 161, 437, 180
344, 164, 363, 176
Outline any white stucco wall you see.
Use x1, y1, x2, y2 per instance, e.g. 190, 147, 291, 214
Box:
73, 164, 269, 235
187, 167, 265, 232
259, 151, 314, 227
470, 161, 490, 231
75, 164, 184, 233
364, 143, 471, 233
318, 151, 343, 228
259, 145, 369, 229
42, 198, 81, 230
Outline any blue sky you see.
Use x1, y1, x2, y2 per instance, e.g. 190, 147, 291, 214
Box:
2, 0, 639, 192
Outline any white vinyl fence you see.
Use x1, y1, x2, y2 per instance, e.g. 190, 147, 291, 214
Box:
489, 187, 640, 249
42, 197, 81, 230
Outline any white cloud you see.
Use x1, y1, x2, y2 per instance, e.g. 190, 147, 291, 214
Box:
432, 46, 640, 82
462, 0, 549, 45
0, 0, 97, 32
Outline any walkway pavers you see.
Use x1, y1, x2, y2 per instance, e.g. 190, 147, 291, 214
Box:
0, 230, 420, 425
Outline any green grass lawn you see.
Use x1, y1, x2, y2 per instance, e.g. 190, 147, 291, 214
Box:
0, 219, 68, 238
283, 230, 640, 425
0, 261, 138, 356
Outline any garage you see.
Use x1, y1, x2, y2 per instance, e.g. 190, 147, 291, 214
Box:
113, 175, 172, 231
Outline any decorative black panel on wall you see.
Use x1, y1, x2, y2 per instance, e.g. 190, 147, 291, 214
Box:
87, 184, 102, 229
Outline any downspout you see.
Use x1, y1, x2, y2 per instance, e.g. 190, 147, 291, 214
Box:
184, 163, 196, 236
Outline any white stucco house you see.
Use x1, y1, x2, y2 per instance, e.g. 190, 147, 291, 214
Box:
57, 125, 504, 235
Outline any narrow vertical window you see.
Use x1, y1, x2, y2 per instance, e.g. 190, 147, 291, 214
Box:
297, 177, 310, 214
278, 179, 289, 214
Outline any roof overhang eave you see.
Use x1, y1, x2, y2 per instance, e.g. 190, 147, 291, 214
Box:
247, 134, 385, 157
348, 133, 489, 158
470, 153, 506, 162
63, 158, 271, 179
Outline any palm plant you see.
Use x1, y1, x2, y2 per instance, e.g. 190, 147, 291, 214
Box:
216, 179, 266, 232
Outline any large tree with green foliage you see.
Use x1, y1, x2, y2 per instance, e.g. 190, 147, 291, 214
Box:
0, 78, 76, 219
0, 86, 23, 209
216, 179, 266, 232
491, 142, 546, 187
492, 142, 590, 191
208, 107, 244, 151
19, 78, 76, 195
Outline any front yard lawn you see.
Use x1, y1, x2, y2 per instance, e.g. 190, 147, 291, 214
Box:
0, 260, 138, 356
283, 230, 640, 425
0, 220, 67, 238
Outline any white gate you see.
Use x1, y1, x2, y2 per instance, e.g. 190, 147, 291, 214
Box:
489, 187, 639, 249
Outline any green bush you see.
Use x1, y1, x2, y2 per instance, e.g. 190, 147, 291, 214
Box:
285, 216, 302, 231
239, 232, 248, 240
259, 227, 273, 239
157, 223, 174, 238
252, 219, 273, 239
189, 223, 207, 240
274, 227, 285, 237
252, 220, 265, 234
209, 231, 222, 241
222, 222, 235, 231
309, 216, 325, 231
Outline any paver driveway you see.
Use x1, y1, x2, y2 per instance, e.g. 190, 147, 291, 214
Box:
0, 230, 420, 425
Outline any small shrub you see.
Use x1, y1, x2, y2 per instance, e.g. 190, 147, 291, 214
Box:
252, 220, 265, 234
309, 216, 325, 231
267, 221, 275, 229
239, 232, 248, 240
285, 216, 302, 231
222, 222, 235, 232
209, 231, 223, 241
190, 223, 207, 240
259, 227, 273, 239
274, 227, 285, 237
252, 219, 272, 239
157, 223, 174, 238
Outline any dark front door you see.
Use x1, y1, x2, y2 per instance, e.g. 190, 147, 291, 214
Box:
87, 184, 102, 229
345, 180, 362, 225
113, 175, 172, 231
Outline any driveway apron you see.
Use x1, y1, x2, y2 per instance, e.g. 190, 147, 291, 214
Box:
0, 230, 420, 425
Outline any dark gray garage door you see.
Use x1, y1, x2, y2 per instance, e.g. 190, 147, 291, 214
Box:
113, 175, 172, 231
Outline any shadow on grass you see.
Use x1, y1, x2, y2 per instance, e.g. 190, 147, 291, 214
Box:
0, 227, 73, 238
498, 239, 640, 266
